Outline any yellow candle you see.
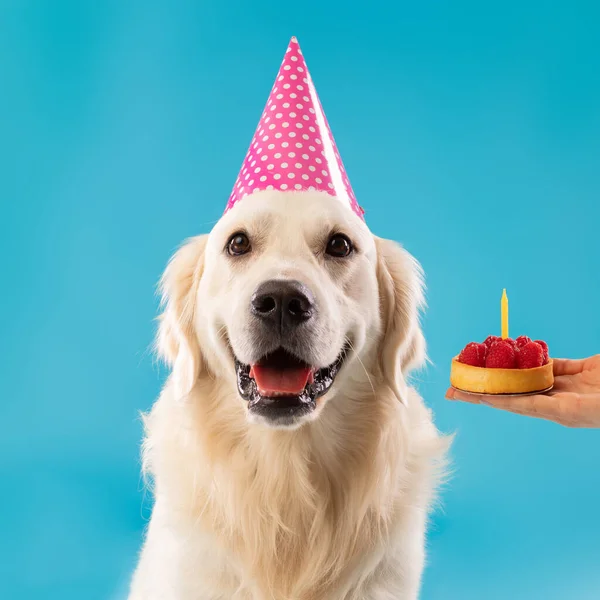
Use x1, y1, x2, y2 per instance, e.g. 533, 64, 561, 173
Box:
501, 289, 509, 339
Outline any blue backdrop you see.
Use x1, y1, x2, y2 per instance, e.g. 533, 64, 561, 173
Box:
1, 1, 599, 598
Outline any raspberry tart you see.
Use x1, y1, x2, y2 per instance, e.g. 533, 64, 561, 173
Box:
450, 336, 554, 395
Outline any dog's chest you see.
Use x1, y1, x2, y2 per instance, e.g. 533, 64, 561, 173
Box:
187, 468, 386, 600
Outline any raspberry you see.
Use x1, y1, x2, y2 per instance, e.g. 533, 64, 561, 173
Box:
502, 337, 517, 350
485, 340, 517, 368
533, 340, 549, 364
458, 342, 487, 367
517, 341, 544, 369
483, 335, 502, 348
516, 335, 532, 348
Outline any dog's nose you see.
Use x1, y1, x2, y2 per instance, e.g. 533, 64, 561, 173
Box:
251, 280, 315, 328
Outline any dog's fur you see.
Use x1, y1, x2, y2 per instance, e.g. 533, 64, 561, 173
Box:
129, 191, 449, 600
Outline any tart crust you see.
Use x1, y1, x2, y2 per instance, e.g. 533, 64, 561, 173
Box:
450, 357, 554, 395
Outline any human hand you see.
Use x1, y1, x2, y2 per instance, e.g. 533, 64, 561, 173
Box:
446, 355, 600, 428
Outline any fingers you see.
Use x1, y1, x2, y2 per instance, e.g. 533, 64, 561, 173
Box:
445, 388, 485, 404
480, 392, 600, 427
479, 393, 561, 418
552, 358, 588, 376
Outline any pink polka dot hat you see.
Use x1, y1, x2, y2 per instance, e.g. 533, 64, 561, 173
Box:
225, 37, 364, 220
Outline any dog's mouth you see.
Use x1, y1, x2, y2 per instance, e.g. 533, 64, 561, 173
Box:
235, 345, 350, 425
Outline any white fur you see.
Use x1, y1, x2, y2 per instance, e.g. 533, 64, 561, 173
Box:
129, 191, 450, 600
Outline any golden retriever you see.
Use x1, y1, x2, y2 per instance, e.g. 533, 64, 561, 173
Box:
129, 190, 449, 600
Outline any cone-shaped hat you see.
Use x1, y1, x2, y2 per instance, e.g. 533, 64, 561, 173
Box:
225, 37, 363, 219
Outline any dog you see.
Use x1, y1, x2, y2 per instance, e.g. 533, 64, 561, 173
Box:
129, 190, 449, 600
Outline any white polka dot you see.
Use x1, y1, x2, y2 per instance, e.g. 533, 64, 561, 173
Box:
283, 83, 290, 89
309, 108, 315, 114
264, 117, 270, 123
281, 142, 288, 148
295, 162, 302, 168
283, 102, 290, 108
297, 66, 304, 72
253, 142, 258, 148
276, 113, 283, 118
260, 176, 267, 182
302, 115, 309, 121
289, 132, 296, 137
281, 183, 288, 190
257, 148, 262, 154
297, 84, 304, 91
296, 103, 303, 109
259, 129, 264, 135
303, 96, 309, 102
295, 183, 302, 189
268, 143, 275, 150
288, 172, 295, 179
267, 99, 272, 106
274, 153, 281, 158
276, 93, 283, 99
308, 186, 315, 191
270, 105, 276, 111
296, 123, 303, 129
268, 124, 276, 130
255, 167, 261, 173
328, 182, 334, 189
288, 152, 296, 158
278, 75, 284, 80
284, 65, 291, 70
315, 157, 322, 164
274, 173, 281, 180
302, 134, 309, 140
261, 155, 268, 161
281, 162, 288, 168
309, 145, 316, 151
290, 74, 297, 80
242, 167, 248, 174
267, 164, 274, 170
249, 180, 254, 185
266, 185, 274, 190
290, 93, 297, 99
322, 170, 328, 176
290, 112, 297, 118
251, 160, 256, 167
291, 55, 298, 62
296, 142, 303, 148
275, 133, 282, 138
302, 153, 309, 159
316, 138, 322, 144
316, 178, 322, 184
282, 122, 289, 128
303, 78, 308, 83
302, 174, 309, 180
309, 165, 316, 172
262, 135, 269, 141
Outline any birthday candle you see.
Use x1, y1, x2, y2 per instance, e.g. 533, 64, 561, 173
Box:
501, 289, 509, 339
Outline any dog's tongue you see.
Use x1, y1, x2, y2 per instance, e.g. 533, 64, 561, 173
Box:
250, 365, 313, 396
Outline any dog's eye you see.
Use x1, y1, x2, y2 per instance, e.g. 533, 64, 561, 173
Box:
326, 234, 353, 258
227, 233, 251, 256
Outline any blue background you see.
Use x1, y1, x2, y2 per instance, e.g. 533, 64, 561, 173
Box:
1, 1, 599, 598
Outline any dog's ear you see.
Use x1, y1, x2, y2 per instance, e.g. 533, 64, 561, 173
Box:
375, 236, 427, 406
156, 235, 208, 398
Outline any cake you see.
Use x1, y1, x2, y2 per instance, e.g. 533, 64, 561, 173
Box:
450, 336, 554, 395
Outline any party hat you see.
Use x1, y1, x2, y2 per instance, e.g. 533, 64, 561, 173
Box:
225, 37, 364, 219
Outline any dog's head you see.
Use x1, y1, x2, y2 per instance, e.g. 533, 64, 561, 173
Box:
157, 191, 425, 429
